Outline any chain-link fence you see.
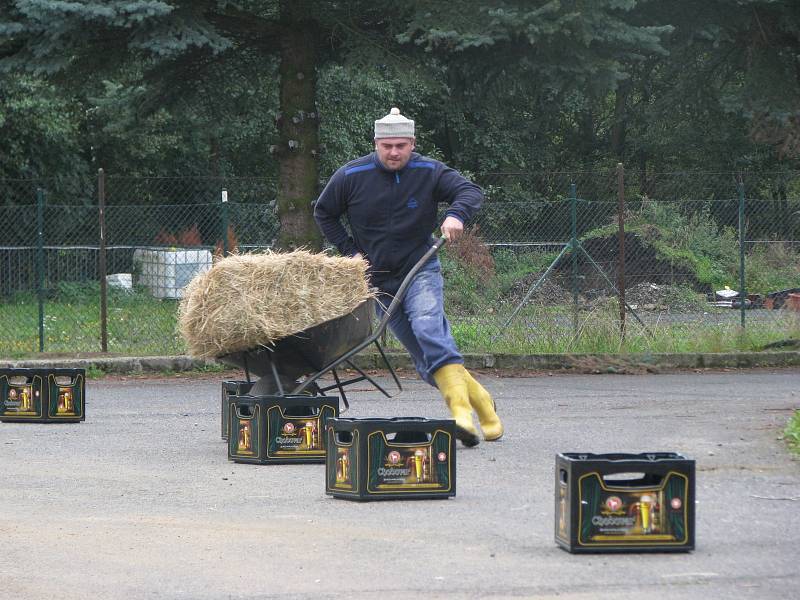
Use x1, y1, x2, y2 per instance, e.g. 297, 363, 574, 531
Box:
1, 170, 798, 358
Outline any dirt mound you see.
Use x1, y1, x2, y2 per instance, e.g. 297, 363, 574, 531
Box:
556, 233, 703, 291
622, 282, 706, 312
503, 275, 575, 306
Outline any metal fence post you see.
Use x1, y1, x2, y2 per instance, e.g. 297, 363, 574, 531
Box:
221, 188, 229, 256
570, 182, 578, 334
98, 169, 108, 352
737, 175, 746, 328
36, 187, 45, 352
617, 163, 626, 340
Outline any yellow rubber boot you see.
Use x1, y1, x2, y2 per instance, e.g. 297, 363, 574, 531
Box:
432, 364, 480, 447
464, 370, 504, 441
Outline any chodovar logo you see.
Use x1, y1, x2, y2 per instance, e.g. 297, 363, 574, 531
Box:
605, 496, 623, 511
283, 422, 295, 434
387, 451, 401, 464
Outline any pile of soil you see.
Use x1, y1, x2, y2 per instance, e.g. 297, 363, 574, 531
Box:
502, 275, 576, 306
621, 282, 705, 312
555, 232, 703, 292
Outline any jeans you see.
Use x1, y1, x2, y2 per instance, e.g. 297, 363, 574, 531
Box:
375, 257, 463, 386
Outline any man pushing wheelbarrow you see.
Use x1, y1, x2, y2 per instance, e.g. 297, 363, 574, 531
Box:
314, 107, 504, 447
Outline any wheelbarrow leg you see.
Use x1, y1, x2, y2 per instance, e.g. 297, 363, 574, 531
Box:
329, 369, 350, 411
292, 350, 399, 398
242, 353, 252, 383
268, 357, 285, 396
287, 237, 447, 401
373, 340, 402, 391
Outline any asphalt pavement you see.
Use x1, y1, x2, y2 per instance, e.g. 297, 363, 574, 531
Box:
1, 368, 799, 599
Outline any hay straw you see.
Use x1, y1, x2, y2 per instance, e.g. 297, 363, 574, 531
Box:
178, 250, 374, 358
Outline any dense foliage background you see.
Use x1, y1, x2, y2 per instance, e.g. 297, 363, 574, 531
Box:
1, 1, 799, 247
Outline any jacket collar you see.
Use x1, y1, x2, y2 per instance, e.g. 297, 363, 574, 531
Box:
372, 151, 421, 174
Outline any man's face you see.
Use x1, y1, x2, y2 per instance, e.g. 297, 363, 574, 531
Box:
375, 137, 415, 171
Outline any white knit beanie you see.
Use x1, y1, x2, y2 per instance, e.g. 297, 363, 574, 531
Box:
374, 107, 415, 139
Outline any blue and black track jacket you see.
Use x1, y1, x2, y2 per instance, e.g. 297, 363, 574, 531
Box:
314, 152, 484, 292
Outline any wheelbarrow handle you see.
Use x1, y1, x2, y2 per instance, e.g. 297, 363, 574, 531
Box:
375, 235, 447, 335
290, 236, 446, 399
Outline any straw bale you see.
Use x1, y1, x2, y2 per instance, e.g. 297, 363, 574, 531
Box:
178, 250, 374, 358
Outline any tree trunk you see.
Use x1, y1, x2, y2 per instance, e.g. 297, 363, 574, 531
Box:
275, 1, 322, 250
579, 107, 595, 166
610, 82, 629, 159
637, 82, 653, 198
776, 177, 790, 239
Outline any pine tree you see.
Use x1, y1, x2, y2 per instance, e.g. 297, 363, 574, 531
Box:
0, 0, 409, 249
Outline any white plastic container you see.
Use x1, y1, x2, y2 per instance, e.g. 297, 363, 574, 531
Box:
132, 248, 212, 299
106, 273, 133, 292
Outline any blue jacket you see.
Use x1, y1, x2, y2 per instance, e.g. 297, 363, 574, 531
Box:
314, 152, 484, 291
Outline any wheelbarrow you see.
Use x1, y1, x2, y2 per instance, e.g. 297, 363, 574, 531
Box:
218, 237, 447, 409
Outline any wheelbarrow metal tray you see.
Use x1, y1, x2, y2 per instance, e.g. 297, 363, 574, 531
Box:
218, 299, 374, 388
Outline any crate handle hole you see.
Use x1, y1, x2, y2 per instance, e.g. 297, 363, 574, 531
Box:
559, 469, 568, 484
603, 472, 663, 486
236, 405, 253, 418
283, 406, 318, 417
336, 431, 353, 444
54, 376, 74, 385
385, 431, 432, 443
8, 377, 31, 385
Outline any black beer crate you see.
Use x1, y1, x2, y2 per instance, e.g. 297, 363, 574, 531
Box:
325, 417, 456, 501
555, 452, 695, 553
0, 368, 86, 423
221, 380, 254, 440
227, 394, 339, 464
